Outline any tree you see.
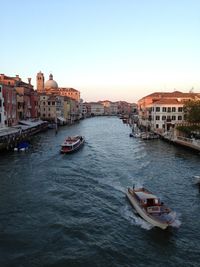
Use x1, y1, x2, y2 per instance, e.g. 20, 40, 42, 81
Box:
183, 100, 200, 123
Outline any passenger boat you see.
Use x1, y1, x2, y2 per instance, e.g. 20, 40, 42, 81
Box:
126, 186, 176, 229
60, 135, 85, 154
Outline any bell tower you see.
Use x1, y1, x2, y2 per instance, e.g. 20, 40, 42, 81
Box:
36, 71, 44, 93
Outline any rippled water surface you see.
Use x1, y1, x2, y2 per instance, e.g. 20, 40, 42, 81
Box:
0, 117, 200, 267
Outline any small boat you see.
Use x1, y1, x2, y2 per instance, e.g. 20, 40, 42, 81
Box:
14, 141, 29, 152
130, 132, 141, 138
60, 135, 85, 154
141, 132, 159, 140
126, 186, 176, 229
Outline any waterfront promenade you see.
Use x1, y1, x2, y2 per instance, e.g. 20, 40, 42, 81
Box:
161, 132, 200, 152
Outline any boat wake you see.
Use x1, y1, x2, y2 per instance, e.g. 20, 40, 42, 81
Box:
171, 212, 182, 228
122, 205, 153, 230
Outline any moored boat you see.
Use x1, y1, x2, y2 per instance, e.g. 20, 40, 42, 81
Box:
14, 141, 30, 152
126, 186, 176, 229
129, 132, 141, 138
60, 135, 85, 154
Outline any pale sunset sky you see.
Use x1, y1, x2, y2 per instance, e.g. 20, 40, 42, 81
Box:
2, 0, 200, 102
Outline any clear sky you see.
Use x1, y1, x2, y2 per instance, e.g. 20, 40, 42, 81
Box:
2, 0, 200, 102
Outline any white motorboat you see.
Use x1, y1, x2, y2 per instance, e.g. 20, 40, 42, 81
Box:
126, 186, 176, 229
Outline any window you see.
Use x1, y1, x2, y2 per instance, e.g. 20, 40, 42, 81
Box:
48, 102, 50, 105
178, 107, 183, 112
156, 107, 160, 112
0, 99, 1, 107
156, 124, 159, 128
167, 107, 171, 112
172, 107, 176, 112
162, 115, 166, 120
162, 107, 166, 112
43, 102, 45, 105
156, 116, 160, 120
172, 116, 176, 120
178, 116, 182, 120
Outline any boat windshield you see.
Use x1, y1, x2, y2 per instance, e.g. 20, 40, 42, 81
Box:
135, 192, 160, 206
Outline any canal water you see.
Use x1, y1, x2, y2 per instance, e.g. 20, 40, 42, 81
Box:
0, 117, 200, 267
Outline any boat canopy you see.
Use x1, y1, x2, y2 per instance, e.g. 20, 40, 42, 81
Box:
135, 191, 158, 200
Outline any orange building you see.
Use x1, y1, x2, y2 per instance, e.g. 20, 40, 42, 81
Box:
59, 87, 80, 101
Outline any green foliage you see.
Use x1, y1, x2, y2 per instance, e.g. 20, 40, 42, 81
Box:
183, 100, 200, 122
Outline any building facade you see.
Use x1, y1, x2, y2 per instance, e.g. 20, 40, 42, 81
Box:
0, 85, 5, 127
137, 91, 200, 133
60, 87, 80, 101
0, 74, 38, 122
90, 102, 104, 116
36, 71, 45, 93
1, 84, 17, 126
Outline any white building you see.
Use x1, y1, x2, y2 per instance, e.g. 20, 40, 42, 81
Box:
138, 91, 200, 133
109, 102, 118, 115
90, 102, 104, 116
150, 98, 184, 132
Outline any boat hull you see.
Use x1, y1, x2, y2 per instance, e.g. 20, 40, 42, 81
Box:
126, 190, 171, 230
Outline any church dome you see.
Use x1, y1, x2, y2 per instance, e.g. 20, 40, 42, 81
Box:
45, 74, 58, 89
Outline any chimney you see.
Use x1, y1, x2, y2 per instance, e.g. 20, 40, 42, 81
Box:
28, 78, 31, 84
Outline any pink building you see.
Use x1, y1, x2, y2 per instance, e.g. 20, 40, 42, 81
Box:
1, 84, 17, 126
0, 74, 38, 121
